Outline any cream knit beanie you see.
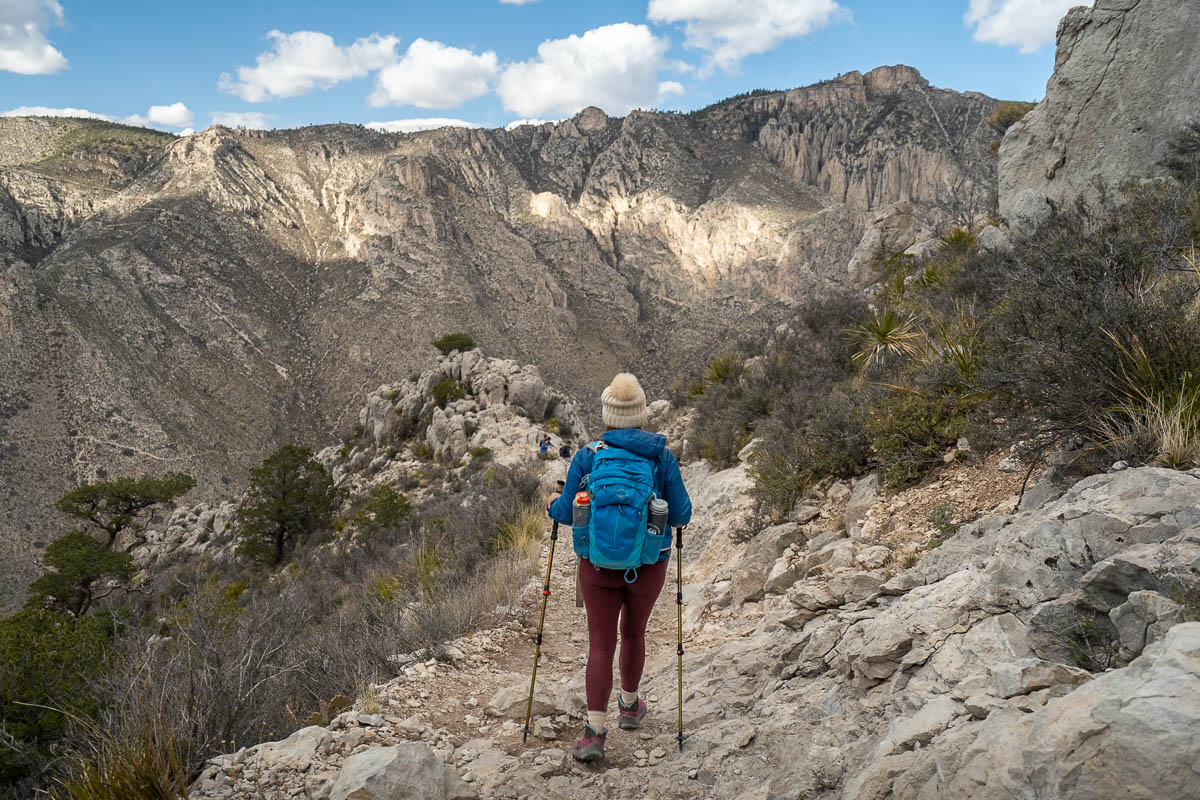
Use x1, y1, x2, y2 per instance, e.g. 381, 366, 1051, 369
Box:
601, 373, 648, 429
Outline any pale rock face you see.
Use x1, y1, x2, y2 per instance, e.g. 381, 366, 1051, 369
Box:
935, 623, 1200, 800
999, 0, 1200, 232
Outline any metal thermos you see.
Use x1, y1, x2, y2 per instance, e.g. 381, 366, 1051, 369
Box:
648, 497, 669, 536
572, 492, 591, 527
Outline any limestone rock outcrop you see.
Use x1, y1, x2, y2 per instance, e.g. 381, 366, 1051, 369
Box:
999, 0, 1200, 229
192, 463, 1200, 800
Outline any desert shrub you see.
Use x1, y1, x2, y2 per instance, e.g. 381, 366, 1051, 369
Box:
924, 502, 959, 537
1048, 611, 1119, 672
1160, 121, 1200, 186
490, 505, 544, 556
939, 227, 978, 257
980, 189, 1199, 437
351, 485, 413, 539
432, 378, 466, 410
987, 100, 1036, 131
687, 292, 865, 467
848, 308, 921, 374
432, 333, 475, 355
1092, 327, 1200, 468
749, 392, 870, 520
866, 391, 968, 488
469, 446, 492, 460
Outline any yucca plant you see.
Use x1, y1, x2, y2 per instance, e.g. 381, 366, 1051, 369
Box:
1096, 329, 1200, 468
52, 718, 190, 800
922, 303, 983, 393
911, 261, 946, 290
704, 353, 742, 386
848, 308, 922, 372
939, 227, 978, 258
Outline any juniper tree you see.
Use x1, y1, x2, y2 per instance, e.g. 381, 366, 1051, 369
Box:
28, 531, 134, 617
236, 445, 342, 567
55, 472, 195, 551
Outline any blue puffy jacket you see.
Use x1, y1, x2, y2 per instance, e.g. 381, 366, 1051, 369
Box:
548, 428, 692, 562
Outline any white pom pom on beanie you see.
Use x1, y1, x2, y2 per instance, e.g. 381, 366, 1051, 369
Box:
601, 373, 648, 429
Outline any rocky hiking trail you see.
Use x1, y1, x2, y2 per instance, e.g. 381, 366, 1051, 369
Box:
186, 447, 1200, 800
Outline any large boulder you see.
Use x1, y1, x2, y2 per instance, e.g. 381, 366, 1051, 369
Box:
330, 743, 474, 800
999, 0, 1200, 233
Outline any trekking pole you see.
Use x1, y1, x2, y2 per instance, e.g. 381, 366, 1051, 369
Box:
523, 520, 559, 744
675, 525, 686, 752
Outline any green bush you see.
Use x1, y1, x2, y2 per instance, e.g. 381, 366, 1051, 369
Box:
432, 333, 475, 355
749, 393, 870, 520
685, 293, 865, 467
351, 486, 413, 538
0, 610, 111, 786
980, 188, 1198, 435
866, 391, 967, 488
432, 378, 466, 410
469, 446, 492, 460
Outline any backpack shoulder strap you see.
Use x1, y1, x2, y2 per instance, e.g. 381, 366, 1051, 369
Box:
585, 440, 608, 453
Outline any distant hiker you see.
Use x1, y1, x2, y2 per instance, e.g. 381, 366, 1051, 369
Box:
547, 373, 692, 763
538, 435, 551, 455
559, 443, 572, 460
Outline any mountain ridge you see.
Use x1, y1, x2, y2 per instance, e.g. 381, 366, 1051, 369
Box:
0, 64, 1002, 608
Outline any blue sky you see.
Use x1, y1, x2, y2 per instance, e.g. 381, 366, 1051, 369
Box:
0, 0, 1080, 134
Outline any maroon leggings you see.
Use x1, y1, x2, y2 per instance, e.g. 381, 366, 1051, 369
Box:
578, 557, 669, 712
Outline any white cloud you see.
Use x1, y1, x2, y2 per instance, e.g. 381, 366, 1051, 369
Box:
498, 23, 671, 118
369, 39, 498, 108
178, 128, 194, 136
648, 0, 846, 72
125, 102, 193, 129
210, 111, 275, 129
365, 118, 481, 133
0, 0, 68, 75
658, 80, 685, 100
505, 118, 559, 130
964, 0, 1077, 54
1, 105, 110, 120
220, 30, 399, 102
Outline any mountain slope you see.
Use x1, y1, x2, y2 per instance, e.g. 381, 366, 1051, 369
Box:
0, 66, 1002, 607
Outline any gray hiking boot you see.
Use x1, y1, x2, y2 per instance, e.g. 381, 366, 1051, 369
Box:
572, 725, 607, 762
617, 695, 648, 730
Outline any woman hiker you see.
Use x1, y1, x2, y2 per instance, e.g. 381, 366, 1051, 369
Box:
547, 373, 692, 762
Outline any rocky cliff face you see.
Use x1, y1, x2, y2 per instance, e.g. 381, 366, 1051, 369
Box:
998, 0, 1200, 229
0, 67, 1000, 608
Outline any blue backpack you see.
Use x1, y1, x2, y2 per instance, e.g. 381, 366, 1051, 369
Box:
572, 441, 663, 581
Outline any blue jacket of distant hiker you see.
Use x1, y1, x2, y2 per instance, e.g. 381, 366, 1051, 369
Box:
548, 428, 692, 562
